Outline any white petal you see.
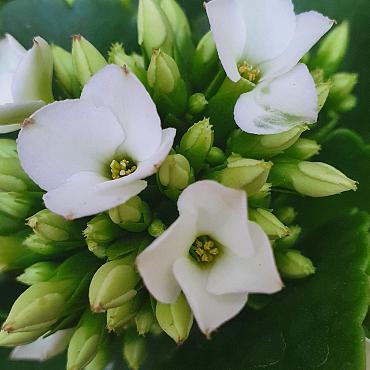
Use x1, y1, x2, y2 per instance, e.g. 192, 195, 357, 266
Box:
17, 100, 124, 191
10, 329, 73, 362
177, 180, 253, 258
0, 101, 44, 133
81, 64, 162, 161
137, 215, 197, 304
12, 37, 54, 104
44, 171, 147, 219
173, 257, 248, 335
239, 0, 296, 65
234, 64, 317, 134
262, 11, 334, 80
208, 222, 283, 295
205, 0, 246, 82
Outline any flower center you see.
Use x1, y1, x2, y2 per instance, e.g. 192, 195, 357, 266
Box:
238, 61, 261, 83
110, 158, 137, 180
189, 236, 221, 265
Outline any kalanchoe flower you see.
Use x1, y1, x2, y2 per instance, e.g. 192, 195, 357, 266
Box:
205, 0, 334, 134
137, 180, 282, 335
17, 64, 176, 219
0, 34, 53, 133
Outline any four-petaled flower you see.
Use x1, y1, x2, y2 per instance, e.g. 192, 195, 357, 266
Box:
0, 34, 53, 133
137, 180, 282, 335
206, 0, 334, 134
17, 64, 176, 219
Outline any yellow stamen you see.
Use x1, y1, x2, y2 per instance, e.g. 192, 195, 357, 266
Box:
238, 61, 261, 83
110, 159, 137, 180
190, 236, 220, 265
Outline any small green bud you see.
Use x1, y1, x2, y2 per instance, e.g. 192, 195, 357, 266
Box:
89, 258, 139, 312
179, 118, 214, 173
109, 196, 152, 232
147, 50, 188, 117
156, 293, 193, 344
83, 213, 123, 258
27, 209, 84, 243
275, 225, 302, 250
17, 262, 58, 286
312, 21, 349, 75
188, 93, 208, 115
249, 208, 289, 239
327, 72, 358, 110
206, 147, 226, 166
227, 125, 308, 159
284, 138, 321, 160
138, 0, 174, 59
64, 0, 76, 6
72, 35, 107, 87
248, 183, 272, 208
135, 301, 155, 335
0, 192, 42, 219
191, 31, 218, 90
0, 330, 44, 347
158, 154, 193, 200
148, 218, 167, 238
52, 44, 80, 97
316, 81, 331, 112
337, 94, 357, 112
85, 337, 110, 370
123, 328, 147, 370
275, 250, 315, 279
206, 155, 272, 196
0, 211, 25, 235
67, 311, 106, 370
0, 138, 17, 158
270, 159, 357, 197
274, 207, 297, 226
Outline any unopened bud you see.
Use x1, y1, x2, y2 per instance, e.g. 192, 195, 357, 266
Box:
207, 155, 272, 196
188, 93, 208, 115
248, 183, 272, 208
72, 35, 107, 87
337, 94, 357, 112
109, 196, 152, 232
312, 21, 349, 75
135, 301, 155, 335
156, 293, 193, 344
0, 330, 44, 347
17, 261, 57, 286
275, 225, 302, 249
249, 208, 289, 239
158, 154, 193, 200
227, 125, 308, 159
148, 218, 167, 238
206, 146, 226, 166
284, 138, 321, 160
275, 250, 315, 279
0, 138, 17, 158
270, 159, 357, 197
179, 118, 214, 173
67, 311, 106, 370
274, 207, 297, 226
85, 337, 110, 370
0, 192, 42, 219
316, 81, 331, 112
123, 328, 146, 370
327, 72, 358, 111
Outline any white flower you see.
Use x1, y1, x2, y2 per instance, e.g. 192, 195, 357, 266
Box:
10, 329, 73, 362
205, 0, 334, 134
17, 64, 176, 219
0, 34, 53, 134
136, 180, 282, 335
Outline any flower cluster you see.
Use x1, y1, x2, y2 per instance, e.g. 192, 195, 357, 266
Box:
0, 0, 358, 369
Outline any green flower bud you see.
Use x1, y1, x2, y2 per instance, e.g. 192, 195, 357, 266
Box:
284, 138, 321, 160
27, 209, 84, 243
316, 81, 331, 112
248, 183, 272, 209
312, 21, 349, 75
106, 234, 150, 261
191, 31, 218, 90
0, 233, 43, 273
123, 328, 147, 370
188, 93, 208, 115
207, 155, 272, 196
85, 337, 110, 370
0, 330, 44, 347
158, 154, 193, 200
109, 196, 152, 232
148, 218, 167, 238
206, 146, 226, 166
89, 258, 139, 312
135, 300, 155, 336
52, 44, 80, 97
2, 280, 74, 333
179, 118, 214, 173
65, 0, 76, 6
138, 0, 174, 59
337, 94, 357, 112
83, 213, 123, 258
327, 72, 358, 110
17, 261, 58, 286
67, 311, 106, 370
249, 208, 289, 239
227, 125, 308, 159
0, 138, 17, 158
108, 43, 147, 85
274, 207, 297, 226
0, 192, 42, 219
275, 250, 315, 279
270, 159, 357, 197
72, 35, 107, 87
156, 293, 193, 344
147, 50, 188, 117
0, 211, 25, 235
275, 225, 302, 250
